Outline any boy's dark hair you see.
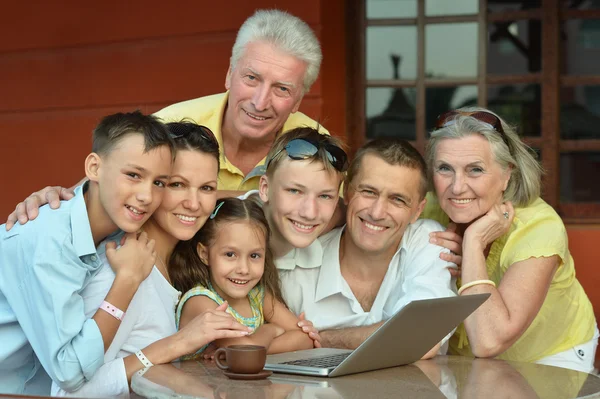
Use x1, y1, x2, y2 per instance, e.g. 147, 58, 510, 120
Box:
169, 197, 285, 316
92, 110, 174, 158
166, 121, 220, 169
346, 138, 428, 200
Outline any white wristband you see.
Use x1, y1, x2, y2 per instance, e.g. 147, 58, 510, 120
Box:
99, 300, 125, 321
135, 350, 154, 368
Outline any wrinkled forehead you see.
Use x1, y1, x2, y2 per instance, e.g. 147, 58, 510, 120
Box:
235, 41, 307, 81
434, 135, 496, 165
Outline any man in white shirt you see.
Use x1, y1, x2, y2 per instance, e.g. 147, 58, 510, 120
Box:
278, 138, 456, 354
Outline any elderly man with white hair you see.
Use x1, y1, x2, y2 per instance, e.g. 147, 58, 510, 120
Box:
156, 9, 326, 194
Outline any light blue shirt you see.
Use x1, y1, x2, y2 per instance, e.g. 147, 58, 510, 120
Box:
0, 183, 105, 394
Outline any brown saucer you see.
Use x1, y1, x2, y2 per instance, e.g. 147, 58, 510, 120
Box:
223, 370, 273, 380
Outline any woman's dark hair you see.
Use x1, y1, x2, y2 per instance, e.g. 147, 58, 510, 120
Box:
166, 121, 220, 168
169, 197, 285, 316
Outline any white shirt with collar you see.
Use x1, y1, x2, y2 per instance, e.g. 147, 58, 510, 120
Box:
277, 219, 457, 334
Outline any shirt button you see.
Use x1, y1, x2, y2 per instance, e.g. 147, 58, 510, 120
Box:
91, 255, 97, 262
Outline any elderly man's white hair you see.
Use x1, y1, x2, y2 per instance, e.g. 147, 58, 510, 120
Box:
230, 9, 322, 92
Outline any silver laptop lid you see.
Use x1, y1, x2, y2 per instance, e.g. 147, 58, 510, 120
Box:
265, 293, 490, 377
330, 293, 490, 376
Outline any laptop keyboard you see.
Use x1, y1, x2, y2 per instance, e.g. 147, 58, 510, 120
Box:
281, 352, 352, 369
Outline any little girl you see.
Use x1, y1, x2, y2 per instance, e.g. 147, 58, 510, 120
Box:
171, 197, 315, 357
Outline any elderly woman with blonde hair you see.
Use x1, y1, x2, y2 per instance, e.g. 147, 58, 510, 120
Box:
423, 107, 598, 373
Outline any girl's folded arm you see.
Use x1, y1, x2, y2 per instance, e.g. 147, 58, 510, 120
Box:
179, 295, 279, 349
263, 293, 314, 354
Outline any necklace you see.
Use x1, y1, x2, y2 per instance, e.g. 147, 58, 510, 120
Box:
155, 255, 171, 284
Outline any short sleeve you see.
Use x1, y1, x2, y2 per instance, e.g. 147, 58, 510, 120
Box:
502, 211, 568, 269
249, 284, 265, 307
175, 286, 221, 329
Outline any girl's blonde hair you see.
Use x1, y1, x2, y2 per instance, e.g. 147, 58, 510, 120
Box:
169, 197, 285, 314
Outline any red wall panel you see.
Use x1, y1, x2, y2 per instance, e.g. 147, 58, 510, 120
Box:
1, 1, 321, 52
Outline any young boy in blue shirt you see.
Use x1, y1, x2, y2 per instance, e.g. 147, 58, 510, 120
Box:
0, 111, 174, 394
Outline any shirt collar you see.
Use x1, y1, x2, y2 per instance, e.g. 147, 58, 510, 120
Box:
205, 91, 229, 172
313, 226, 407, 303
275, 239, 324, 271
314, 227, 346, 302
70, 182, 97, 258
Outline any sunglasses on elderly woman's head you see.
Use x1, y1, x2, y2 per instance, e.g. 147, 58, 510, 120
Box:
266, 138, 349, 172
435, 110, 509, 147
167, 123, 218, 146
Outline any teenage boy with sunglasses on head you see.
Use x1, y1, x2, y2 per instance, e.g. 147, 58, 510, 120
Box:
254, 127, 348, 262
234, 128, 347, 283
216, 127, 347, 353
0, 111, 174, 395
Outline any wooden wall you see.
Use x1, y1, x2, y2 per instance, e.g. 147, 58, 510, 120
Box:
0, 0, 346, 219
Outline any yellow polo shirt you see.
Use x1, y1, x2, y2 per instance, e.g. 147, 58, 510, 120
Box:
154, 92, 328, 191
421, 194, 596, 363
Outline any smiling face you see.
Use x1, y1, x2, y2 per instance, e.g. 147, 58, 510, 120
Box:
345, 154, 426, 257
89, 133, 172, 233
259, 158, 341, 254
199, 221, 267, 303
432, 134, 511, 224
224, 40, 307, 141
151, 150, 219, 241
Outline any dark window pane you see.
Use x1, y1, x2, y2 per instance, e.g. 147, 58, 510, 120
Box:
488, 84, 541, 137
561, 86, 600, 140
563, 19, 600, 76
426, 23, 478, 79
561, 0, 600, 10
367, 0, 416, 19
560, 152, 600, 202
426, 0, 478, 16
425, 85, 478, 133
366, 87, 416, 140
367, 26, 417, 80
487, 20, 542, 74
488, 1, 541, 12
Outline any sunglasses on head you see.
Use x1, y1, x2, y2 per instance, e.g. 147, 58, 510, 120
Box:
266, 138, 349, 172
167, 123, 218, 146
435, 110, 509, 147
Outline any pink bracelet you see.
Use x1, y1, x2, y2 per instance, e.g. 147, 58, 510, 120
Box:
99, 300, 125, 321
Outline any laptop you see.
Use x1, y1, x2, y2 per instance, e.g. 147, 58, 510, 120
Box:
265, 293, 490, 377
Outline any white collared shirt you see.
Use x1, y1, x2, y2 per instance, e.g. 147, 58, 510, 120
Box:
277, 219, 457, 332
